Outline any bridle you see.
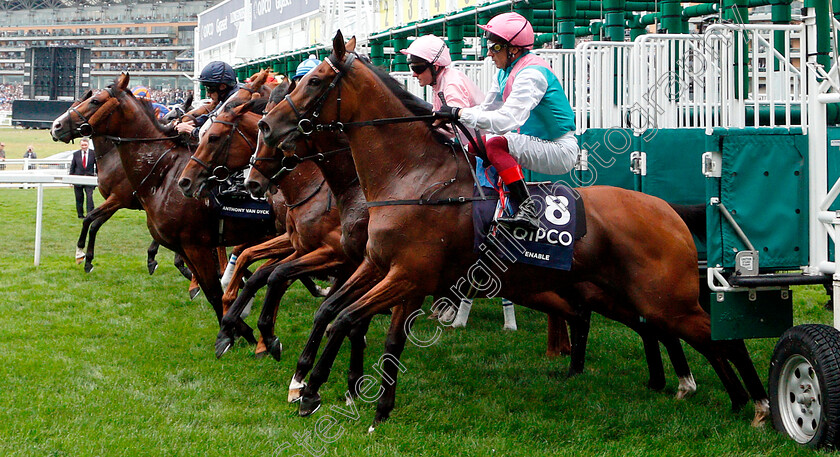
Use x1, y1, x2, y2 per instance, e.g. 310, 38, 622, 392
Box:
68, 86, 181, 144
189, 113, 255, 182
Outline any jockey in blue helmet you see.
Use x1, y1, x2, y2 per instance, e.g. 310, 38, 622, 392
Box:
176, 61, 242, 138
293, 55, 321, 82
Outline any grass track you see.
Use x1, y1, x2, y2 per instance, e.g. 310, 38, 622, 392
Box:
0, 187, 831, 456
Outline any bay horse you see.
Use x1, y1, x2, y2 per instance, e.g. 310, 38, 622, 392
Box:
50, 73, 282, 346
257, 32, 769, 429
73, 91, 195, 280
177, 90, 374, 386
251, 61, 703, 405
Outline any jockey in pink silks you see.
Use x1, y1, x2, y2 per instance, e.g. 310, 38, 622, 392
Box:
433, 12, 580, 230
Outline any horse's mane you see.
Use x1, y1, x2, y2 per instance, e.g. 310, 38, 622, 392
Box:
359, 59, 433, 116
227, 97, 268, 115
268, 84, 288, 105
355, 58, 450, 145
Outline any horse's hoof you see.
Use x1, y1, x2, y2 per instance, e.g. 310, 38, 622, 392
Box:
267, 339, 283, 361
215, 335, 234, 359
189, 287, 200, 300
566, 367, 584, 378
254, 350, 269, 359
675, 374, 697, 399
148, 260, 159, 275
647, 379, 666, 392
751, 398, 769, 427
368, 425, 376, 434
84, 262, 94, 273
289, 378, 306, 403
299, 393, 322, 417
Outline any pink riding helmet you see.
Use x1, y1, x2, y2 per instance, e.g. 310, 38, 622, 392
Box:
399, 35, 452, 67
478, 12, 534, 49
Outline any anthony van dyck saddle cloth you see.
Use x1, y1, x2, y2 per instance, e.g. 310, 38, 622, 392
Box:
473, 183, 586, 270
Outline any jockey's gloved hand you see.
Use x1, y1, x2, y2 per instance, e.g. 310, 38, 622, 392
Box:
433, 106, 461, 121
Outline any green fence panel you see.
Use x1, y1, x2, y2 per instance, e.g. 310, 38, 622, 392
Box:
706, 129, 808, 269
640, 128, 706, 204
640, 128, 707, 259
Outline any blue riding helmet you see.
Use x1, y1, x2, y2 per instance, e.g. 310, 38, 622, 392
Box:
294, 55, 321, 80
198, 61, 237, 87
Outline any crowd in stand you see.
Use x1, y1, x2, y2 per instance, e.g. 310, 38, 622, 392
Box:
0, 83, 189, 111
0, 83, 23, 111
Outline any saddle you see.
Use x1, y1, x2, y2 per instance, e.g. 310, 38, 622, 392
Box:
211, 170, 274, 220
473, 182, 586, 270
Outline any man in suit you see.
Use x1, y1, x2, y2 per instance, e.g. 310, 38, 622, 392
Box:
69, 138, 96, 218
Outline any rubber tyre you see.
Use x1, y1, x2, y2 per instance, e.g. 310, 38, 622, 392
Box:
769, 324, 840, 448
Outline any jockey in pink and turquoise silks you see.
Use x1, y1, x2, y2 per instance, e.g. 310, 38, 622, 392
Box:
433, 12, 579, 230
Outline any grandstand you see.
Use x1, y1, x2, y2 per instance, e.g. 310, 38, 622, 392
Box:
0, 0, 224, 96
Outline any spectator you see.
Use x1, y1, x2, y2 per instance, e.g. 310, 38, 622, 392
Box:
23, 145, 36, 169
69, 138, 96, 219
0, 142, 5, 170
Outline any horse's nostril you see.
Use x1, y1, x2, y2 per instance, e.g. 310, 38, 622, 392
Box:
258, 120, 269, 134
178, 177, 191, 190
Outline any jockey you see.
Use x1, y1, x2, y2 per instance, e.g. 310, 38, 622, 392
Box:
131, 85, 170, 119
399, 35, 483, 113
434, 12, 579, 230
293, 55, 321, 82
176, 61, 242, 138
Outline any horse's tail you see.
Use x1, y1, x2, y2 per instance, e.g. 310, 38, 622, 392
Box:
668, 203, 706, 244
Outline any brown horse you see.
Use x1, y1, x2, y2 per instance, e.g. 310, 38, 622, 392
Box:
257, 32, 769, 429
251, 68, 702, 405
50, 73, 281, 345
73, 92, 195, 279
177, 91, 369, 367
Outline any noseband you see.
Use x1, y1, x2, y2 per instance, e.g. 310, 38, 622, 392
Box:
189, 115, 255, 182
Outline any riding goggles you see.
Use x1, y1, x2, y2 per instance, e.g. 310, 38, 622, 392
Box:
410, 63, 430, 75
204, 84, 221, 94
487, 42, 508, 54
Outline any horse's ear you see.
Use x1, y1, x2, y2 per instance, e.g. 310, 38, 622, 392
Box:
333, 30, 346, 61
183, 94, 194, 110
347, 36, 357, 53
287, 78, 296, 93
116, 73, 130, 90
232, 100, 256, 116
81, 89, 93, 101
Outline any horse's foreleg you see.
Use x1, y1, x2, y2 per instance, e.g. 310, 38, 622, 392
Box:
83, 204, 117, 273
172, 253, 192, 280
661, 335, 695, 399
347, 315, 373, 400
371, 302, 422, 430
299, 270, 417, 418
222, 235, 294, 313
546, 313, 571, 357
182, 246, 255, 347
147, 241, 160, 275
292, 259, 382, 403
252, 246, 346, 362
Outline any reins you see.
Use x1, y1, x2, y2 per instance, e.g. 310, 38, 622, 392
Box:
276, 52, 492, 207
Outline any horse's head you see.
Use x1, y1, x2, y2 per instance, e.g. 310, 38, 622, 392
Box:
162, 92, 193, 125
258, 31, 357, 150
178, 99, 260, 197
50, 73, 141, 143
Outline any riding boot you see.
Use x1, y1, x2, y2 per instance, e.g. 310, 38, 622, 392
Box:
497, 179, 540, 230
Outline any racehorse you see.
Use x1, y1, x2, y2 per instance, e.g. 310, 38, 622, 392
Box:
177, 89, 371, 374
250, 63, 702, 404
51, 73, 281, 345
257, 32, 769, 429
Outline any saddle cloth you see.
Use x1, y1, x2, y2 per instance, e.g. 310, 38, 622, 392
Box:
473, 182, 586, 270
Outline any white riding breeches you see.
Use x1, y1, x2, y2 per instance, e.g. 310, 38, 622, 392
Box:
494, 131, 579, 176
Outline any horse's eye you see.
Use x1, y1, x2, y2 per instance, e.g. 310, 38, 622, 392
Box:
208, 134, 220, 143
90, 99, 100, 106
308, 77, 322, 87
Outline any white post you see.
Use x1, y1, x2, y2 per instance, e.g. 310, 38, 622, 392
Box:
34, 183, 43, 266
805, 9, 828, 275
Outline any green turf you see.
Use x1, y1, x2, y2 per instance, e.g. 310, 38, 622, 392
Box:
0, 187, 831, 456
0, 126, 72, 159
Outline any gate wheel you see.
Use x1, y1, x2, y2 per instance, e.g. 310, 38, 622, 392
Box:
769, 324, 840, 448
